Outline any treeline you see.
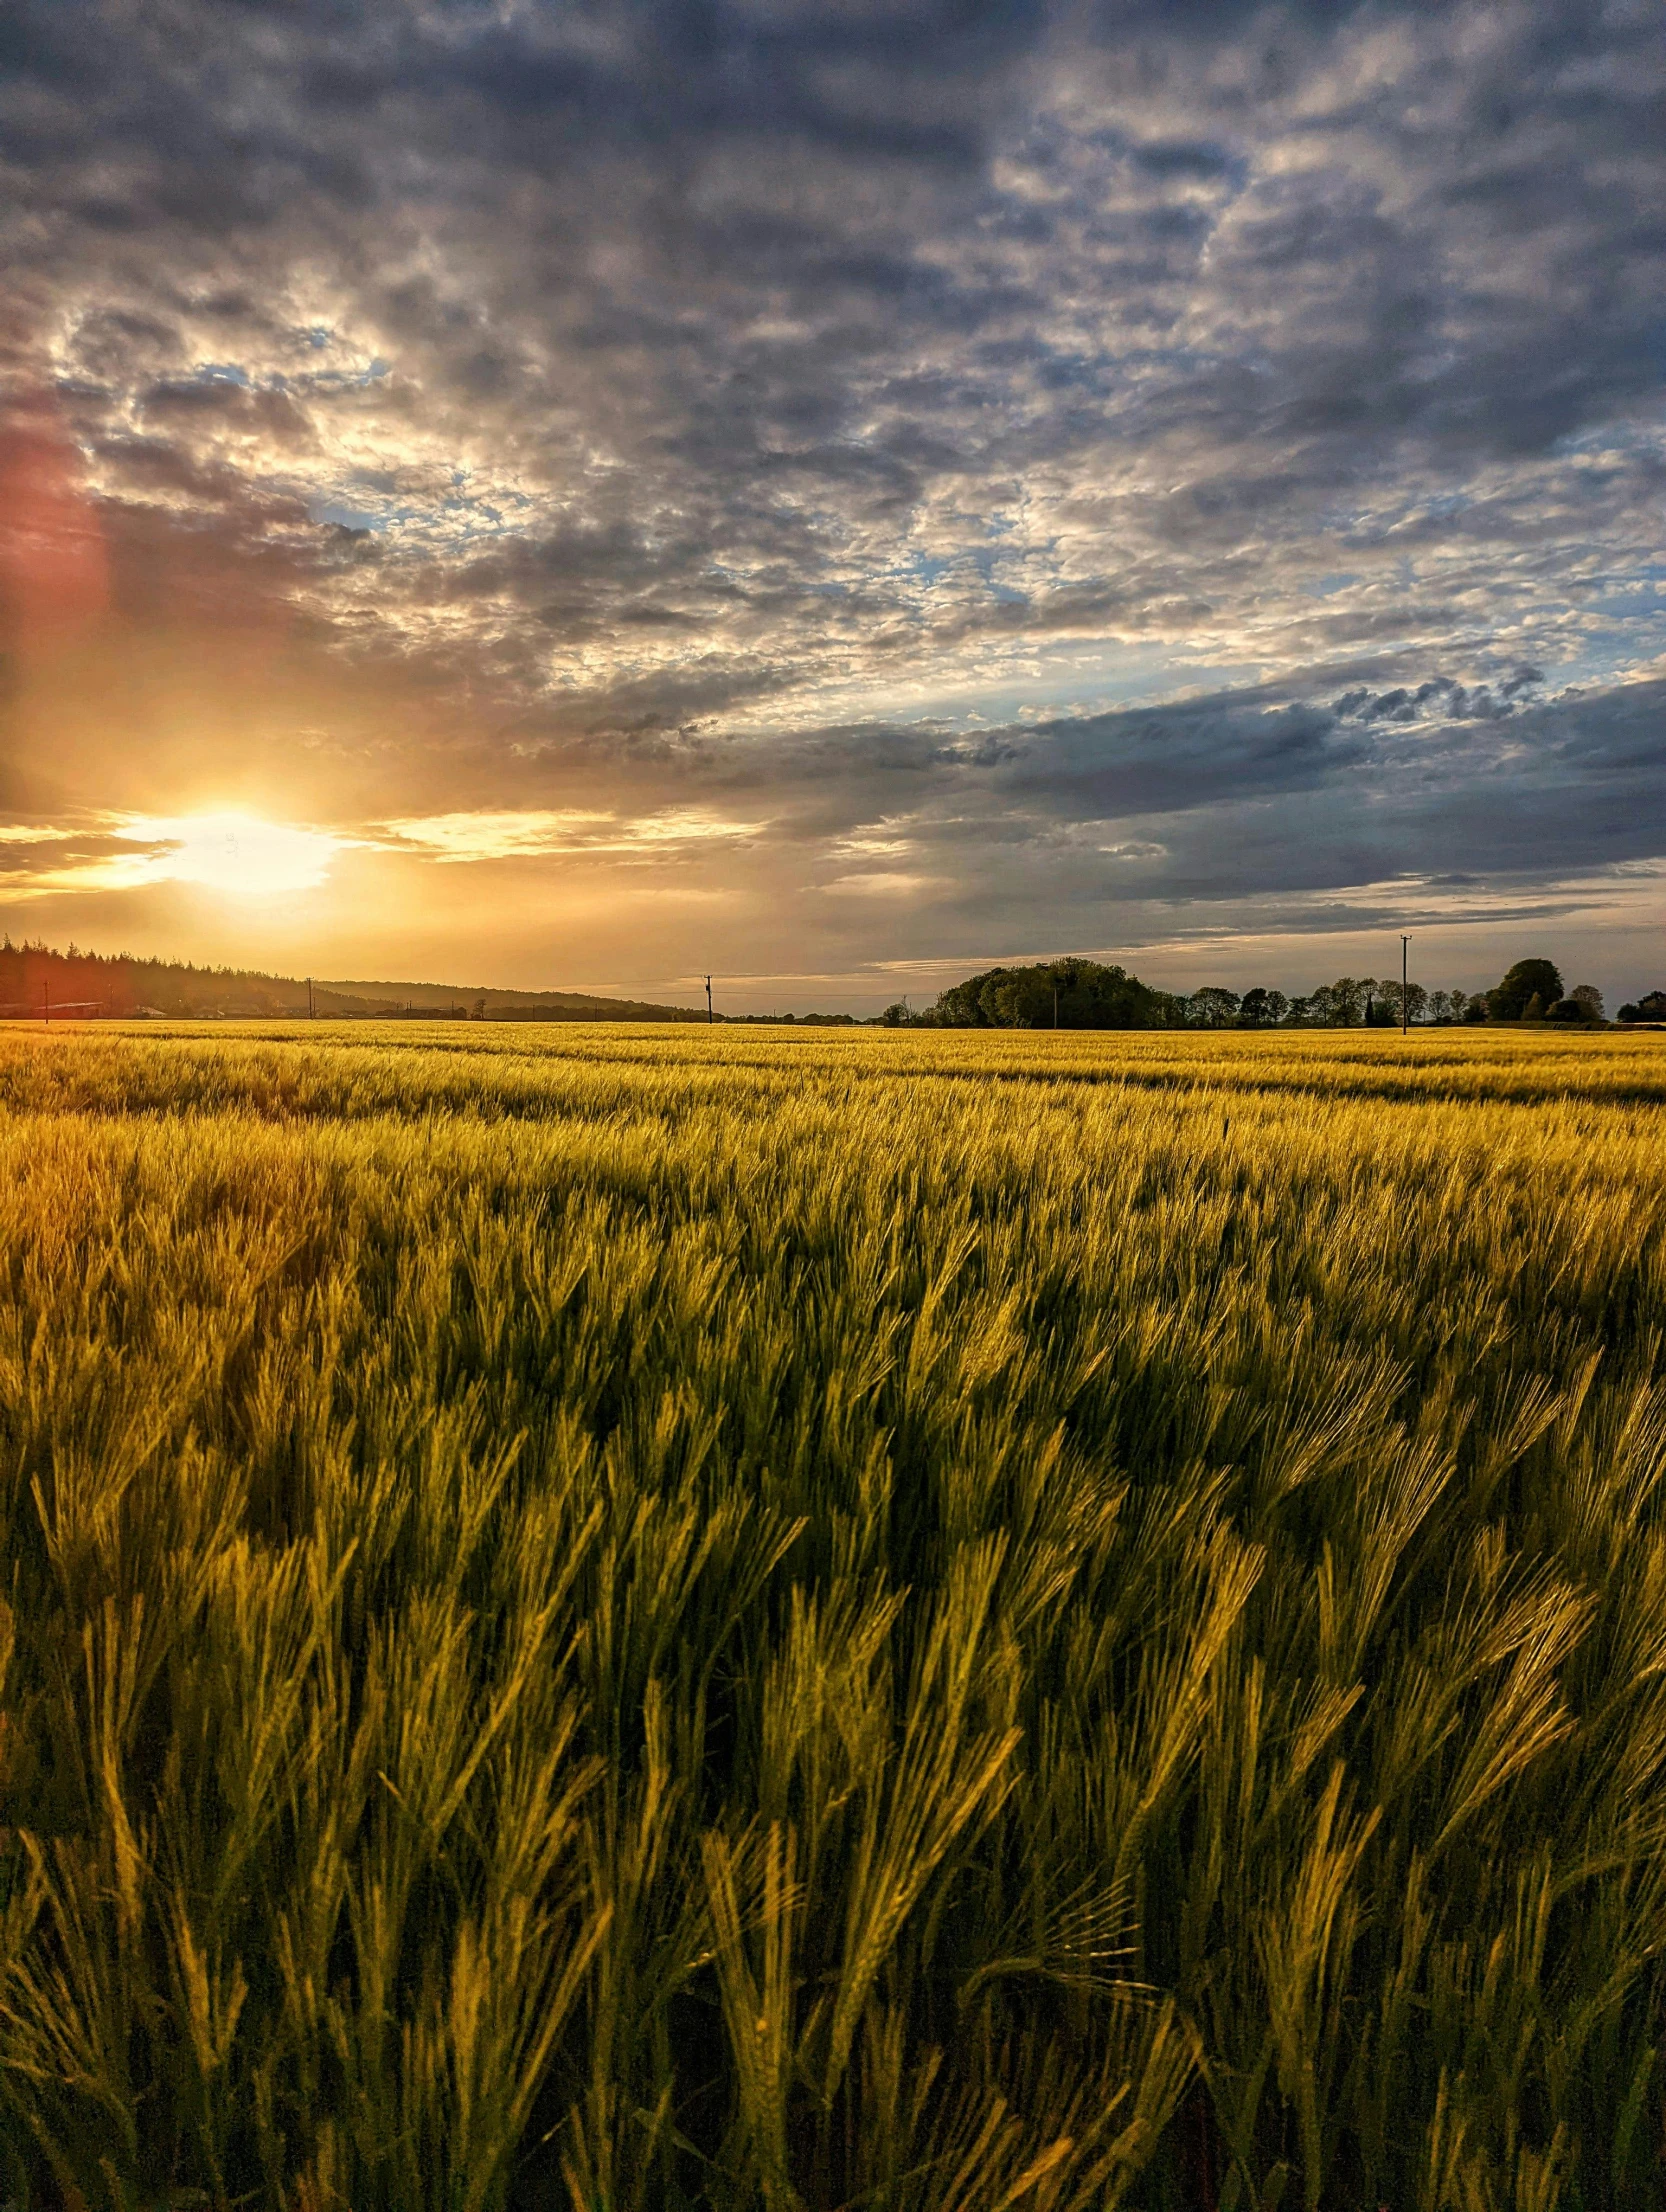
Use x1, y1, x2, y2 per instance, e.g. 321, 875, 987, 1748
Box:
882, 955, 1648, 1030
7, 937, 1660, 1031
0, 939, 313, 1019
0, 941, 710, 1023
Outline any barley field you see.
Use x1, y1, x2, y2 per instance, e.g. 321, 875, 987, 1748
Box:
1, 1022, 1663, 2212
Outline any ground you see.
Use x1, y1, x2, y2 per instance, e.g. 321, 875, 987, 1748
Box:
0, 1023, 1662, 2210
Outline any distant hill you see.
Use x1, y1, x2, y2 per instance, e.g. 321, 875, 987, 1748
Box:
0, 940, 711, 1023
320, 977, 711, 1021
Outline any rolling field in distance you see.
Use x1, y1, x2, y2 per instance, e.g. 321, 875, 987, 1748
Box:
1, 1022, 1663, 2211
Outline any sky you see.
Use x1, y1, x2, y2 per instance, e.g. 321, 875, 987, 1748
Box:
1, 0, 1662, 1014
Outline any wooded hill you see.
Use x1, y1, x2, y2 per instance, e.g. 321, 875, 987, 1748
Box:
0, 940, 710, 1022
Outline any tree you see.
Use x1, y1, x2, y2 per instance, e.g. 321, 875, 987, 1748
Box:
931, 957, 1169, 1030
1379, 979, 1429, 1025
1548, 998, 1589, 1023
1488, 958, 1563, 1020
1569, 984, 1603, 1019
1239, 987, 1289, 1027
1522, 992, 1546, 1021
1187, 987, 1241, 1028
1329, 977, 1366, 1026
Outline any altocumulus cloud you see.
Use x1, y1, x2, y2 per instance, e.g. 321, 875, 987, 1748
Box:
0, 0, 1663, 1002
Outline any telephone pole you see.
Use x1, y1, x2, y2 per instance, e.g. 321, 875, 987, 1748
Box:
705, 974, 713, 1025
307, 976, 315, 1020
1400, 934, 1410, 1036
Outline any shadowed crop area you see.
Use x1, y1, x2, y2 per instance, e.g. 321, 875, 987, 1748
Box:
1, 1024, 1663, 2210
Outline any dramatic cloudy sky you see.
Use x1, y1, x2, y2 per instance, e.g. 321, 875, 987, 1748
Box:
1, 0, 1662, 1009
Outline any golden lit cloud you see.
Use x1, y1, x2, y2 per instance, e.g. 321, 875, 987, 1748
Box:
820, 873, 942, 897
382, 808, 767, 861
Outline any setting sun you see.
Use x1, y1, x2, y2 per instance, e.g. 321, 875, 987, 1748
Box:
124, 812, 344, 898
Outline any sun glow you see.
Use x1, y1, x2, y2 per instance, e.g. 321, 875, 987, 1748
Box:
122, 812, 345, 897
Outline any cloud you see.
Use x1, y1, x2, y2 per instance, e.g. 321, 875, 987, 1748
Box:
0, 0, 1663, 999
381, 807, 767, 861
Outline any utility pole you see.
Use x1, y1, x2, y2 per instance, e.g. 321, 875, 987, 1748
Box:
307, 976, 315, 1020
705, 975, 713, 1025
1400, 934, 1410, 1036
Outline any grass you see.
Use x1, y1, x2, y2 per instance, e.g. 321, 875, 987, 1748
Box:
0, 1019, 1662, 2210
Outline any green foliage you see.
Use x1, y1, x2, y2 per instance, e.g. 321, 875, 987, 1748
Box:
1185, 988, 1241, 1029
0, 1021, 1663, 2209
1324, 977, 1371, 1027
1489, 959, 1564, 1021
0, 938, 707, 1023
930, 958, 1175, 1028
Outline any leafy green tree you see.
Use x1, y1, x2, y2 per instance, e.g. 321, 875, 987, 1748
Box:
931, 957, 1168, 1029
1187, 987, 1241, 1028
1522, 992, 1546, 1021
1570, 984, 1604, 1019
1379, 979, 1429, 1024
1488, 958, 1563, 1020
